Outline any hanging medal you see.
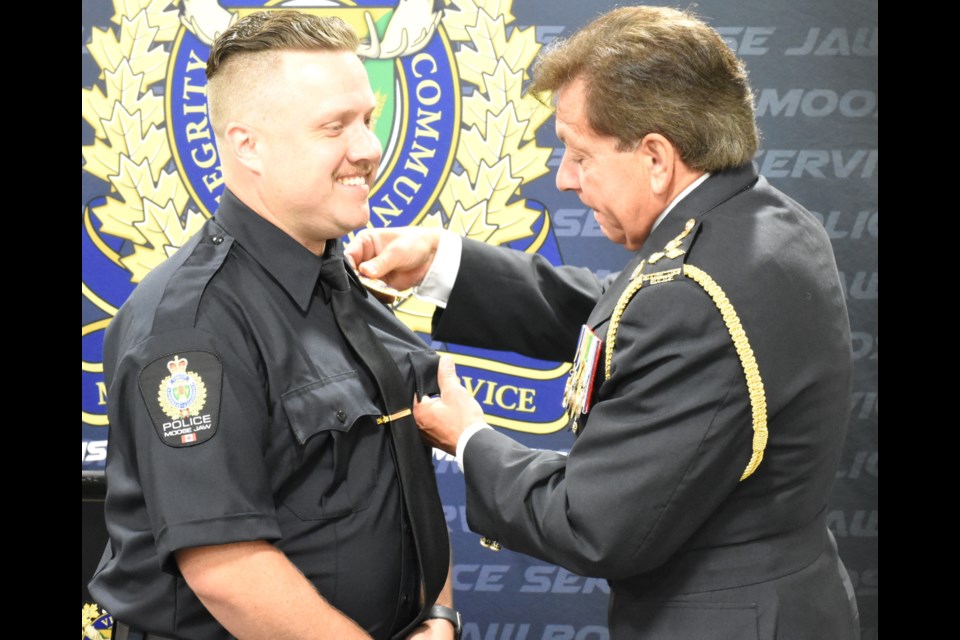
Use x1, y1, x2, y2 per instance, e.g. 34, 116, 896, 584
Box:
562, 324, 602, 434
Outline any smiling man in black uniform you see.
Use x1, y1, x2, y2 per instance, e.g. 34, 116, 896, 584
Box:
89, 11, 459, 640
348, 6, 860, 639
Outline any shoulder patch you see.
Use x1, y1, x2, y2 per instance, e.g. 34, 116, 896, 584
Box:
138, 351, 222, 448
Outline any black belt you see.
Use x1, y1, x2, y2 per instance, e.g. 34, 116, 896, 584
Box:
113, 621, 176, 640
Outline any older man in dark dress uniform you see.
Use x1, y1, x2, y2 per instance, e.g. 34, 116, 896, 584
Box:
348, 6, 860, 639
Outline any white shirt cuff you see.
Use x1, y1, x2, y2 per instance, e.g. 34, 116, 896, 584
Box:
456, 422, 492, 472
414, 231, 462, 309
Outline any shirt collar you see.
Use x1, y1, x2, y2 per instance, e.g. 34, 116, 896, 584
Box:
650, 172, 711, 233
213, 189, 325, 312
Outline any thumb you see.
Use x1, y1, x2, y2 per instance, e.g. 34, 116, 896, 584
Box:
436, 354, 460, 393
359, 239, 404, 279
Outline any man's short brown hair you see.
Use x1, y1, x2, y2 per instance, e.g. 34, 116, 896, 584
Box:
206, 10, 359, 133
206, 10, 358, 79
530, 6, 759, 172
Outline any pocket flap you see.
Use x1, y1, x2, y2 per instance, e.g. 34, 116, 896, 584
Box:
281, 371, 380, 445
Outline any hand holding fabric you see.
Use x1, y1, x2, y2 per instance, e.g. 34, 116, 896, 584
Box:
413, 355, 486, 455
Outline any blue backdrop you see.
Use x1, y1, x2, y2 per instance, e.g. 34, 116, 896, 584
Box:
82, 1, 878, 637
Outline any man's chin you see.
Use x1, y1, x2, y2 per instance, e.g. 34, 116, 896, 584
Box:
345, 209, 372, 235
596, 223, 627, 248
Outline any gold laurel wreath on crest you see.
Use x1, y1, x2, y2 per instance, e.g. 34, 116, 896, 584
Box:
390, 0, 554, 329
82, 602, 111, 639
428, 0, 552, 242
82, 0, 203, 285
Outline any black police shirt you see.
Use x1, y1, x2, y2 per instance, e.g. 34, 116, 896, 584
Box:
89, 189, 440, 639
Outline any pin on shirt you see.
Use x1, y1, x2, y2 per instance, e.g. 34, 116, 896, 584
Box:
358, 274, 413, 308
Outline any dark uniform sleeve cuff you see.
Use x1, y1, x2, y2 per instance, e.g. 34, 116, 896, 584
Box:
156, 513, 282, 574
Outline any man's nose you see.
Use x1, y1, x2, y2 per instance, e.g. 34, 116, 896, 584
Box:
348, 124, 383, 165
555, 152, 580, 192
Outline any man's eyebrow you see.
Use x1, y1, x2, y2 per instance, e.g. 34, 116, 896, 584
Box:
556, 126, 584, 150
562, 138, 587, 155
316, 107, 370, 124
316, 110, 352, 123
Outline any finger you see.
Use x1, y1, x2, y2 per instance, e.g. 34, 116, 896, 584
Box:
343, 230, 372, 265
436, 355, 460, 394
413, 391, 436, 409
412, 394, 436, 424
358, 239, 407, 279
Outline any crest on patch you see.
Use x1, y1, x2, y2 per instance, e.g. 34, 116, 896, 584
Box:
157, 354, 208, 420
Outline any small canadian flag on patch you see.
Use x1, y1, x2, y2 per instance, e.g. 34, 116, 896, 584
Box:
181, 433, 198, 444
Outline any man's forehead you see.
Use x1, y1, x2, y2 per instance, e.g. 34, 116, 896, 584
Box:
555, 78, 590, 131
275, 49, 376, 107
277, 49, 360, 79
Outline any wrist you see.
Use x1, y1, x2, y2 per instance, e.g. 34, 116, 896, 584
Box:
415, 231, 462, 308
456, 423, 491, 472
426, 604, 462, 640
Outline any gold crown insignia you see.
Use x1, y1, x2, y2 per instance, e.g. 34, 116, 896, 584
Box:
167, 355, 188, 375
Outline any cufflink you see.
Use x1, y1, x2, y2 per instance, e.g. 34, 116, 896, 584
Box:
479, 536, 501, 551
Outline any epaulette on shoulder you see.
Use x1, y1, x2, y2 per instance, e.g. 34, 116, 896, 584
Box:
604, 218, 768, 481
152, 226, 235, 332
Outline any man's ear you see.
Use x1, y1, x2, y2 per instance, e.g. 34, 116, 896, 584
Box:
222, 122, 263, 174
637, 133, 678, 197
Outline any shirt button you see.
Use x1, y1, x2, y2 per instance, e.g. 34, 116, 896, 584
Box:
211, 235, 224, 245
336, 409, 347, 423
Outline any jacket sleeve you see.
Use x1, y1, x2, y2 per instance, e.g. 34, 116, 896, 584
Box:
462, 278, 755, 579
432, 238, 605, 361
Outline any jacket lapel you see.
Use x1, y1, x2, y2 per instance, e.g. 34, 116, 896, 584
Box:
586, 164, 759, 330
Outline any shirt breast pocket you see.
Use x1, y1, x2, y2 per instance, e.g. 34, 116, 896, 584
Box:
279, 371, 385, 521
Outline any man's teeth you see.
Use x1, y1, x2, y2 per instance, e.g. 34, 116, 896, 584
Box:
338, 176, 366, 186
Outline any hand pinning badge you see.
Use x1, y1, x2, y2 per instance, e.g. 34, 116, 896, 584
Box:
357, 275, 414, 308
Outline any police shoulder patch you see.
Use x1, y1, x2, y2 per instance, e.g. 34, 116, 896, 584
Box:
139, 350, 222, 448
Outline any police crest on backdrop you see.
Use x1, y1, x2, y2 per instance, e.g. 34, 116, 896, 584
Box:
82, 0, 569, 453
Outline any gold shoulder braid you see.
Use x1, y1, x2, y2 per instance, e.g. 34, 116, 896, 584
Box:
604, 220, 768, 481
